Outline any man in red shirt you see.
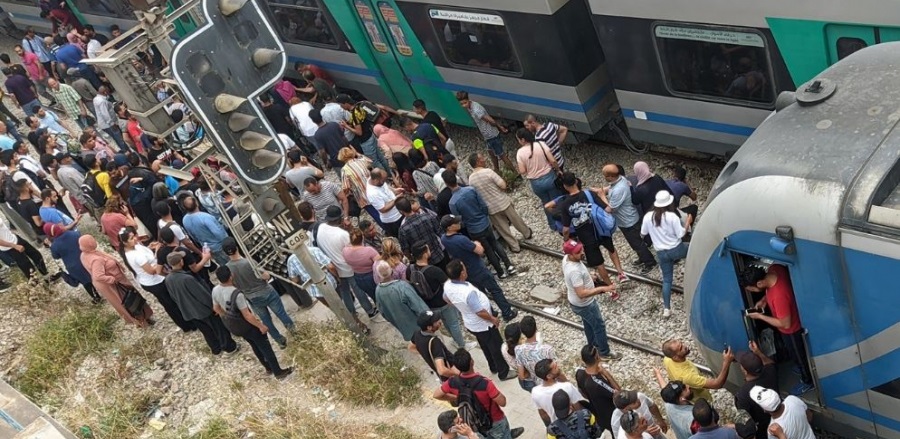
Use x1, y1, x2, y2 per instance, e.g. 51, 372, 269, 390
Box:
433, 349, 525, 439
744, 264, 814, 395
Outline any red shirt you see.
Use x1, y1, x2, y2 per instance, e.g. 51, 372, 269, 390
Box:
307, 64, 334, 86
440, 372, 505, 422
126, 120, 145, 154
765, 264, 802, 334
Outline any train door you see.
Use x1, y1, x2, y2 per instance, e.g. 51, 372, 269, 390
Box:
165, 0, 198, 37
349, 0, 417, 108
728, 251, 825, 406
825, 24, 876, 64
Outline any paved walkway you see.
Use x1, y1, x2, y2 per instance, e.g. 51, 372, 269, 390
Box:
0, 380, 76, 439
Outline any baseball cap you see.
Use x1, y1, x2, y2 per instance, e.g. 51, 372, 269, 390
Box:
222, 237, 239, 255
613, 390, 639, 409
749, 385, 781, 412
440, 214, 460, 230
416, 310, 441, 330
166, 250, 186, 267
660, 381, 685, 404
335, 94, 353, 104
552, 389, 572, 421
738, 352, 764, 375
562, 240, 584, 255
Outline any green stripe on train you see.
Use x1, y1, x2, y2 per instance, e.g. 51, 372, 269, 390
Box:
768, 17, 900, 87
329, 0, 472, 127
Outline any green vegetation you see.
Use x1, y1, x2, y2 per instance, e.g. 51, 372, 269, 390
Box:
92, 390, 160, 439
180, 415, 426, 439
13, 305, 117, 400
285, 320, 421, 408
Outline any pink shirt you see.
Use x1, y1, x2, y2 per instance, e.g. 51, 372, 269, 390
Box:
516, 141, 555, 180
373, 261, 407, 284
21, 52, 46, 81
342, 245, 379, 274
100, 212, 129, 248
274, 80, 296, 104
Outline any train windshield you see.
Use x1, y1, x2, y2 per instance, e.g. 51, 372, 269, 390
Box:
429, 9, 521, 74
654, 24, 775, 105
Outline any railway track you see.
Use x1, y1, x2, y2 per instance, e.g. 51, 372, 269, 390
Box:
507, 241, 712, 374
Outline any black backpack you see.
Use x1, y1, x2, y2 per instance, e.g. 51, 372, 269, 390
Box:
82, 170, 107, 208
0, 171, 18, 203
220, 288, 256, 337
549, 410, 592, 439
407, 264, 438, 301
451, 376, 492, 433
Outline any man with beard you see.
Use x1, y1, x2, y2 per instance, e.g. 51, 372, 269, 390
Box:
662, 339, 734, 404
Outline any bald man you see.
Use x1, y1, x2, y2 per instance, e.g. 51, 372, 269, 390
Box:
599, 164, 656, 272
47, 78, 90, 128
366, 168, 405, 237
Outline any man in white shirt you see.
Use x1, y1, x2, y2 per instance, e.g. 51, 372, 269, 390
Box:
562, 239, 621, 360
611, 390, 668, 439
366, 168, 404, 237
442, 259, 515, 381
750, 386, 815, 439
289, 98, 318, 145
314, 205, 378, 322
530, 358, 586, 424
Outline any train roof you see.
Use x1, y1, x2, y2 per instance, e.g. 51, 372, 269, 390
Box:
716, 42, 900, 237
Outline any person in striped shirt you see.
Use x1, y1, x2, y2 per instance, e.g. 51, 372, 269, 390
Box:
525, 115, 568, 171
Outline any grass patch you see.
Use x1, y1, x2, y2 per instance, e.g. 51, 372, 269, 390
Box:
499, 167, 523, 191
91, 390, 159, 439
12, 305, 118, 401
285, 320, 421, 408
163, 415, 427, 439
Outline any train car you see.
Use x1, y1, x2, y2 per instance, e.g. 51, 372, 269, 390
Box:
263, 0, 618, 134
685, 43, 900, 438
0, 0, 198, 36
589, 0, 900, 155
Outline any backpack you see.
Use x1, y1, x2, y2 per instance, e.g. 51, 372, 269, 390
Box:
582, 190, 616, 238
356, 101, 381, 124
0, 171, 18, 203
82, 170, 107, 208
220, 288, 256, 337
407, 264, 438, 301
549, 410, 592, 439
451, 376, 492, 433
17, 160, 46, 191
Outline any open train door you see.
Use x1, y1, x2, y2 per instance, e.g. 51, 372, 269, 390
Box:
347, 0, 417, 108
345, 0, 470, 123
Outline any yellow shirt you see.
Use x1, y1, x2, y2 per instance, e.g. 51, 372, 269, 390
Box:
90, 170, 113, 198
664, 357, 712, 403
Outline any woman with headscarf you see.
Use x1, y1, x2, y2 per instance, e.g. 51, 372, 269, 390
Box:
46, 223, 101, 303
79, 234, 154, 326
631, 161, 674, 217
373, 124, 412, 157
119, 226, 195, 331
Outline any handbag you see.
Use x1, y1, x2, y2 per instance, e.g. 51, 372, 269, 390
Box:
117, 283, 148, 318
538, 142, 564, 190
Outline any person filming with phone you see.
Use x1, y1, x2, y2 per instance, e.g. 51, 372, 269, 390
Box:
661, 338, 734, 404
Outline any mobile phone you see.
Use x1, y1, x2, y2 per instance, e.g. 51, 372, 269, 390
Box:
743, 308, 760, 316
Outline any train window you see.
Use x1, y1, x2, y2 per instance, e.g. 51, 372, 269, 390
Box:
428, 9, 521, 74
70, 0, 134, 18
874, 378, 900, 399
654, 24, 775, 105
377, 2, 412, 56
837, 37, 868, 60
266, 0, 338, 48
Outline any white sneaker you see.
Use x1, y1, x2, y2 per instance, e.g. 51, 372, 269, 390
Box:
663, 308, 671, 318
457, 341, 478, 351
617, 273, 630, 283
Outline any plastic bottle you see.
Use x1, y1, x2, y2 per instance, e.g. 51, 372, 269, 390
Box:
202, 242, 211, 267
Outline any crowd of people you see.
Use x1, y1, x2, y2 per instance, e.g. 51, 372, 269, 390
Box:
0, 13, 818, 439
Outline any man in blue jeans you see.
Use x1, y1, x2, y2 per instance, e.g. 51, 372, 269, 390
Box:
222, 237, 295, 349
561, 240, 622, 360
456, 90, 515, 173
